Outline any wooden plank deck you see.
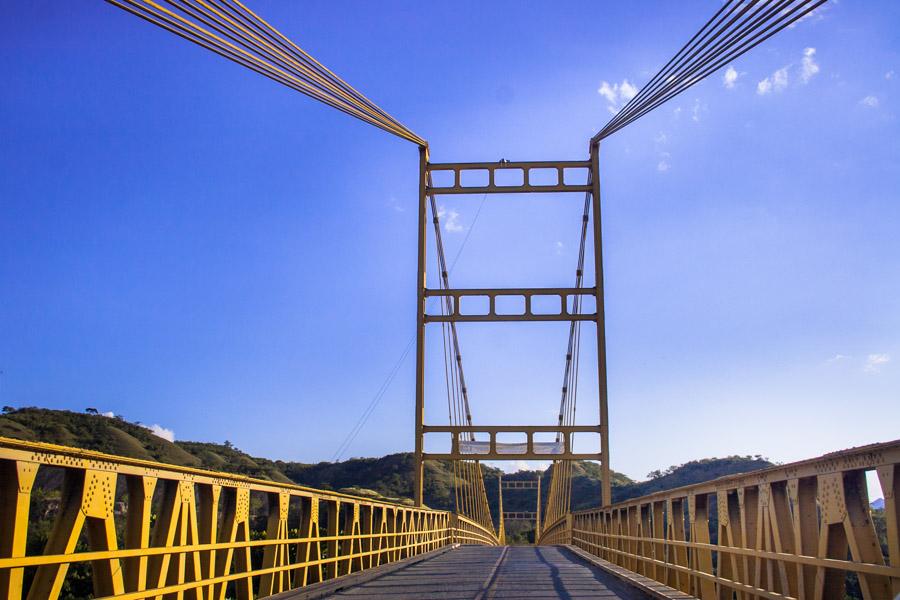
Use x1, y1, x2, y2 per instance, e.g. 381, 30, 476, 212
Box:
308, 545, 658, 599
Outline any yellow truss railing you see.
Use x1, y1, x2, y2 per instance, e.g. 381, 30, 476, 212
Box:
542, 439, 900, 600
0, 437, 497, 600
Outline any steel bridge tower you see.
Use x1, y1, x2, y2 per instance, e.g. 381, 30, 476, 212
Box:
413, 144, 611, 508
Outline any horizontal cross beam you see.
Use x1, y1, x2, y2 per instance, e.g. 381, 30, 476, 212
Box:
423, 425, 602, 462
501, 480, 540, 490
503, 512, 538, 520
424, 287, 598, 323
426, 160, 591, 195
423, 425, 601, 433
424, 452, 603, 461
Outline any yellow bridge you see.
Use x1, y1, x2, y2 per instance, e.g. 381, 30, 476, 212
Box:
3, 1, 898, 599
1, 437, 898, 599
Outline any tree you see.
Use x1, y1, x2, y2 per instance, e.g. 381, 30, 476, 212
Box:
85, 408, 99, 415
2, 406, 13, 414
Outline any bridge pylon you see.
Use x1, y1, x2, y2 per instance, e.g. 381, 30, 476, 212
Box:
413, 143, 611, 509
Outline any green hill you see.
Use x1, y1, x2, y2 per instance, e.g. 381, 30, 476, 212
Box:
0, 407, 773, 513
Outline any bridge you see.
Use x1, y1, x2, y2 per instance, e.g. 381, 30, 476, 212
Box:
2, 1, 898, 599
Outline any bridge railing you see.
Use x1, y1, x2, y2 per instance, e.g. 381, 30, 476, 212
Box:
537, 514, 572, 546
565, 440, 900, 600
0, 437, 496, 600
453, 514, 500, 546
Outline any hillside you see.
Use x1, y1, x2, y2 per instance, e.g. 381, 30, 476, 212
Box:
0, 407, 773, 513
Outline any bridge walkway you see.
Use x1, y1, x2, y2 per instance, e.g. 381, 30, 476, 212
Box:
310, 545, 656, 599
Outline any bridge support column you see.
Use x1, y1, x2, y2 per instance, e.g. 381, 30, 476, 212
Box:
590, 142, 612, 507
414, 144, 429, 506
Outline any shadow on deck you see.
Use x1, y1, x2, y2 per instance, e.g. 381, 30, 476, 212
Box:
284, 545, 666, 599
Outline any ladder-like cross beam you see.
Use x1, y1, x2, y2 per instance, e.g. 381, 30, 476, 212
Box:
424, 287, 598, 323
502, 480, 540, 490
423, 424, 602, 461
503, 512, 539, 520
426, 160, 591, 195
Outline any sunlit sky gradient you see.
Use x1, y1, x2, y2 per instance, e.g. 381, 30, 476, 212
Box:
2, 1, 898, 481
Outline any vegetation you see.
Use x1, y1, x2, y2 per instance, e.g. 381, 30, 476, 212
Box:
0, 406, 780, 519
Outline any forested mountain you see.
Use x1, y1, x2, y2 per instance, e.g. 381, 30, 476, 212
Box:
0, 407, 774, 513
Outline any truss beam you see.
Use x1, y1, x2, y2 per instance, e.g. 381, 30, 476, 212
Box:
501, 480, 539, 490
426, 160, 591, 195
503, 512, 538, 520
423, 425, 602, 461
424, 287, 597, 323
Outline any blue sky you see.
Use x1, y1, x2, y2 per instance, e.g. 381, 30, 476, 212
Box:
1, 1, 898, 481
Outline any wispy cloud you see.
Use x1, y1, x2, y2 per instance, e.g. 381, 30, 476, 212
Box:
437, 205, 463, 233
598, 79, 638, 115
555, 241, 564, 255
887, 70, 895, 80
800, 48, 820, 83
657, 157, 670, 173
757, 48, 820, 95
654, 133, 671, 173
860, 95, 879, 108
757, 67, 789, 95
723, 65, 740, 89
691, 98, 707, 122
788, 2, 831, 29
486, 460, 552, 473
826, 353, 850, 364
864, 353, 890, 373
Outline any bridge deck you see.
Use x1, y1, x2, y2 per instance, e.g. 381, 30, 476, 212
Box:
314, 545, 654, 599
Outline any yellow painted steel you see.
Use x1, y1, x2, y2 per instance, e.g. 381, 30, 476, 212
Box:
540, 439, 900, 600
0, 437, 497, 600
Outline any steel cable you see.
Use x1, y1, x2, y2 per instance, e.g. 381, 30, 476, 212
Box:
594, 0, 829, 142
106, 0, 426, 145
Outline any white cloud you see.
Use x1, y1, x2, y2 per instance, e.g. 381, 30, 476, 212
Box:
598, 79, 639, 114
486, 460, 551, 473
864, 353, 890, 373
657, 160, 670, 173
619, 80, 638, 101
788, 2, 830, 29
654, 132, 668, 144
437, 205, 463, 233
555, 241, 564, 255
860, 95, 879, 108
826, 353, 850, 364
801, 48, 820, 83
598, 81, 617, 104
673, 106, 682, 118
723, 65, 739, 89
887, 70, 895, 80
757, 67, 789, 95
691, 98, 706, 122
146, 424, 176, 442
102, 411, 115, 418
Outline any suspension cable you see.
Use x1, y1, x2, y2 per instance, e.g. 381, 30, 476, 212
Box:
106, 0, 426, 145
593, 0, 829, 142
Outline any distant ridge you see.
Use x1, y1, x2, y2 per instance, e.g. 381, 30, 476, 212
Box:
1, 407, 774, 512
